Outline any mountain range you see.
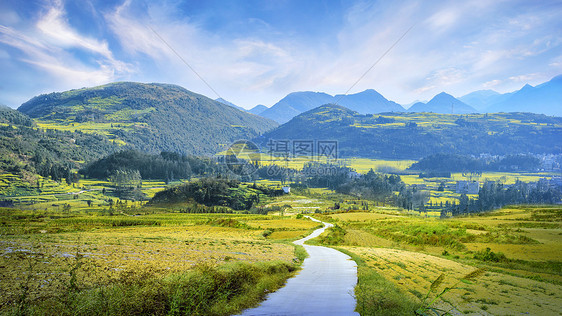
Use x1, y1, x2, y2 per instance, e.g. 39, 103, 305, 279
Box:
192, 75, 562, 123
259, 90, 404, 124
459, 75, 562, 116
249, 104, 268, 115
216, 98, 247, 112
258, 104, 562, 159
231, 74, 562, 122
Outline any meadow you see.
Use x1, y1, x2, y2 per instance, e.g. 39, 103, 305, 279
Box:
1, 155, 561, 315
0, 205, 319, 315
314, 205, 562, 315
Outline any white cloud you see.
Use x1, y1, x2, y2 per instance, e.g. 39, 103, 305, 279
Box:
509, 73, 541, 83
0, 0, 131, 91
483, 79, 502, 89
1, 0, 561, 107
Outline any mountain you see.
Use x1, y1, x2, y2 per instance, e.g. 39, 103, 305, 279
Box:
459, 90, 509, 112
258, 104, 562, 159
0, 104, 34, 126
249, 104, 268, 115
408, 92, 478, 114
1, 105, 115, 186
335, 89, 404, 114
402, 100, 425, 110
216, 98, 247, 112
486, 75, 562, 116
406, 102, 425, 111
260, 91, 333, 124
18, 82, 278, 155
260, 89, 404, 123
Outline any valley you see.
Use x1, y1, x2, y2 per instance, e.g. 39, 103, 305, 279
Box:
1, 81, 561, 315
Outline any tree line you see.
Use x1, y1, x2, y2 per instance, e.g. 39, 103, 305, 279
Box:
409, 153, 548, 173
80, 149, 219, 181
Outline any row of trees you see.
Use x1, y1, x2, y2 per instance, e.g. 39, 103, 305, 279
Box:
432, 180, 561, 217
409, 153, 547, 173
81, 149, 219, 181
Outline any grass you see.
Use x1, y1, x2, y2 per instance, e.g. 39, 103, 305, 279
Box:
335, 247, 418, 315
0, 205, 323, 315
309, 203, 561, 315
2, 259, 296, 316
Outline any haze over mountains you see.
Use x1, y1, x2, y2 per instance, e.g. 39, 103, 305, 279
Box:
407, 92, 477, 114
214, 75, 561, 123
258, 89, 405, 124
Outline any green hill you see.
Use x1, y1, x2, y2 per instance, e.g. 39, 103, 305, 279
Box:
18, 82, 278, 155
0, 106, 115, 193
259, 104, 562, 159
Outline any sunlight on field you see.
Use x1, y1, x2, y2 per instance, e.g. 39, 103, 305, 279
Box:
343, 158, 415, 173
451, 172, 553, 184
343, 246, 562, 315
0, 211, 311, 306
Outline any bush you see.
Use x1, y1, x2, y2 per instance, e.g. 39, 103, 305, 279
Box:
473, 247, 508, 262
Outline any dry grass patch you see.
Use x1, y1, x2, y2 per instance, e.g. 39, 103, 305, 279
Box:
343, 247, 562, 315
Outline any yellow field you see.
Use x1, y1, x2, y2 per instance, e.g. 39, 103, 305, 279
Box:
344, 158, 415, 173
0, 211, 316, 307
343, 246, 562, 315
451, 172, 553, 185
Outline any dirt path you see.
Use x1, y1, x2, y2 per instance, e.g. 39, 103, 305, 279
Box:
240, 217, 359, 315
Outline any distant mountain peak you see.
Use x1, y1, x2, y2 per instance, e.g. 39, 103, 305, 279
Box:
249, 104, 268, 115
409, 92, 477, 114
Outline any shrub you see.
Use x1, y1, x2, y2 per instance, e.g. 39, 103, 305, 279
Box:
473, 247, 508, 262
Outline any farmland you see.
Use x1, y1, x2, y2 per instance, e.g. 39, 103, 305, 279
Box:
0, 206, 319, 315
1, 154, 561, 315
315, 204, 562, 315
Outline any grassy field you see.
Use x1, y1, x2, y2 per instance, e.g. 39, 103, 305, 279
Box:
313, 205, 562, 315
0, 205, 319, 315
1, 155, 561, 315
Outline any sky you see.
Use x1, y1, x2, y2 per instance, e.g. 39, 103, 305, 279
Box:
1, 0, 561, 109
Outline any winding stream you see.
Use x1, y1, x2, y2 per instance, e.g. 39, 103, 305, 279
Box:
239, 217, 359, 316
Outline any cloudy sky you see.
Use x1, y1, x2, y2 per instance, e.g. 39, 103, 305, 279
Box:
1, 0, 561, 109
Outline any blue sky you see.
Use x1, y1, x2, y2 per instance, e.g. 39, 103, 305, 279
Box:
1, 0, 561, 109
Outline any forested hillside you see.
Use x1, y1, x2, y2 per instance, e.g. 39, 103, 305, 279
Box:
18, 82, 278, 155
0, 107, 115, 184
259, 104, 562, 159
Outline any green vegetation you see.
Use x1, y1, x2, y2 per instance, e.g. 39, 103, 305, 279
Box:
336, 248, 418, 315
0, 108, 115, 192
18, 82, 277, 156
415, 269, 485, 316
80, 149, 219, 181
260, 104, 562, 159
409, 153, 545, 172
2, 256, 295, 316
149, 178, 283, 211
